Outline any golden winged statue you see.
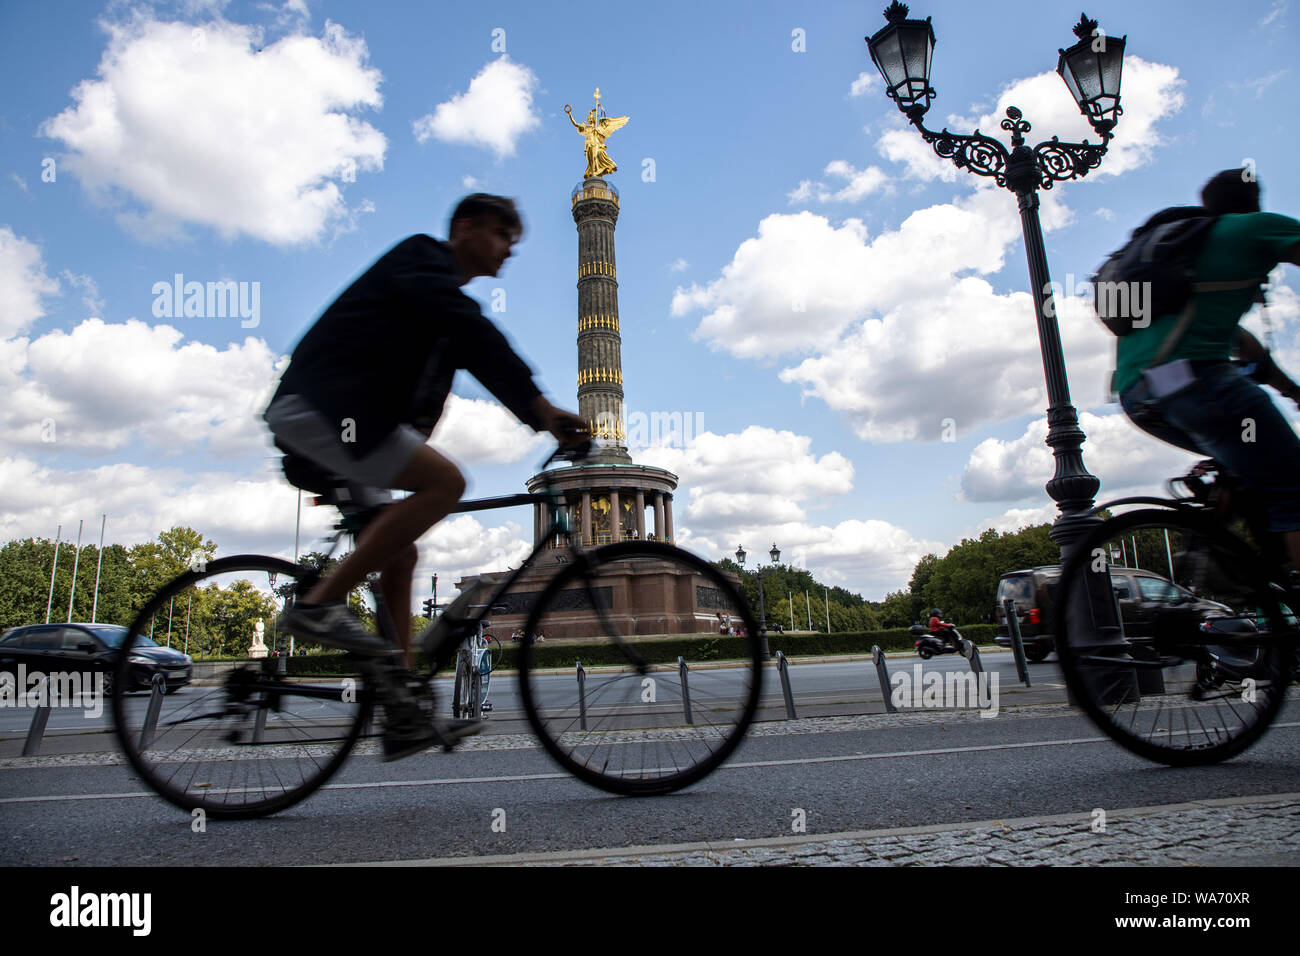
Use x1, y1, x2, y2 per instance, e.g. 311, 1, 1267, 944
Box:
565, 88, 628, 178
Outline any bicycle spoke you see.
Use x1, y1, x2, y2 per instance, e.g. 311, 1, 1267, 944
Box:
518, 542, 762, 794
1055, 510, 1291, 766
113, 556, 370, 818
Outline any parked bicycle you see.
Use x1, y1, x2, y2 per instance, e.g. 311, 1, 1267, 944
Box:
1053, 459, 1297, 766
452, 621, 499, 719
112, 444, 762, 818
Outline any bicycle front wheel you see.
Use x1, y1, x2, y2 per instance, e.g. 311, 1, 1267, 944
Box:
518, 542, 762, 795
112, 555, 371, 819
1054, 509, 1292, 766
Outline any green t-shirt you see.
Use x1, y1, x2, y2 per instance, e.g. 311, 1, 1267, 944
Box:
1113, 211, 1300, 395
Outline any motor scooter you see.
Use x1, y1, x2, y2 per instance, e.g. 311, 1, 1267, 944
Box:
909, 623, 964, 659
1191, 615, 1297, 695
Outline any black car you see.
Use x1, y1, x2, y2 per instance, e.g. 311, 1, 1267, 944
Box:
994, 565, 1230, 660
0, 623, 192, 695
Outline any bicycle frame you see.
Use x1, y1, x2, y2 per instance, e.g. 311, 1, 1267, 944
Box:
415, 448, 651, 674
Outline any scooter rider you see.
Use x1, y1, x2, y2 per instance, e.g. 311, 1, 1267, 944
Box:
928, 608, 962, 652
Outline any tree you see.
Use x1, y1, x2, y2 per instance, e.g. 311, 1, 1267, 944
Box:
0, 538, 139, 631
876, 589, 915, 628
194, 579, 279, 657
906, 524, 1060, 625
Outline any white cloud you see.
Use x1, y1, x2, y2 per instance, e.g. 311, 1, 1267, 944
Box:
1, 317, 281, 456
849, 72, 878, 98
878, 57, 1184, 184
0, 454, 316, 555
60, 271, 105, 315
417, 513, 532, 596
668, 258, 688, 273
877, 127, 963, 183
429, 394, 548, 466
1260, 1, 1287, 28
9, 174, 29, 194
40, 17, 385, 245
639, 426, 854, 523
672, 180, 1109, 442
412, 56, 540, 159
948, 57, 1184, 180
1232, 69, 1290, 99
462, 175, 480, 189
631, 426, 941, 596
0, 228, 60, 338
960, 411, 1205, 504
789, 161, 889, 204
0, 452, 532, 597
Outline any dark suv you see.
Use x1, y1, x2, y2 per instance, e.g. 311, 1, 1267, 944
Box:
994, 566, 1230, 661
0, 623, 192, 695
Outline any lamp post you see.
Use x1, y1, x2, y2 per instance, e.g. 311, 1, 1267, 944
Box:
866, 4, 1131, 680
736, 543, 780, 660
865, 5, 1124, 556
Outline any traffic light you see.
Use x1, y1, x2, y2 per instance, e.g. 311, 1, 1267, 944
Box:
421, 598, 435, 619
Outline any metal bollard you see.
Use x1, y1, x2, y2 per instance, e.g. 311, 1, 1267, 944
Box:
962, 638, 983, 676
775, 651, 797, 719
251, 690, 269, 744
1004, 599, 1031, 687
576, 661, 587, 731
872, 645, 896, 713
138, 673, 166, 750
678, 656, 693, 725
22, 677, 52, 755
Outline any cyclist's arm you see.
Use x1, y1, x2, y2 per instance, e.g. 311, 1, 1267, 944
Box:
1237, 326, 1300, 404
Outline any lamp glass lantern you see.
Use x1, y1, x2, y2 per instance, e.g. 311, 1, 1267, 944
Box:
769, 543, 781, 564
1057, 26, 1125, 130
866, 3, 936, 114
735, 545, 746, 566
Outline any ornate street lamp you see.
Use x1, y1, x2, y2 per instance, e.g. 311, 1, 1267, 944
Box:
865, 5, 1124, 556
866, 5, 1130, 675
735, 543, 777, 660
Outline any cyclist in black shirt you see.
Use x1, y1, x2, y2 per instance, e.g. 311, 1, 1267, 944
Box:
265, 195, 587, 683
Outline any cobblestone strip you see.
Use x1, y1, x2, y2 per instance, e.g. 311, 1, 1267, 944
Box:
383, 793, 1300, 867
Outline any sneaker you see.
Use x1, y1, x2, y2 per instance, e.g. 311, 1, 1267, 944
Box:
381, 718, 484, 762
277, 601, 395, 657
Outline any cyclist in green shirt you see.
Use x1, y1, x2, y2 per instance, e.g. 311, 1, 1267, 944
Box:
1117, 169, 1300, 567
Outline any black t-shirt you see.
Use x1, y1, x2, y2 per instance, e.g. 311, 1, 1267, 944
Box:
270, 235, 544, 455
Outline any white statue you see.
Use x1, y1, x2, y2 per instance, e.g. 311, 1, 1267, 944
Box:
249, 618, 268, 659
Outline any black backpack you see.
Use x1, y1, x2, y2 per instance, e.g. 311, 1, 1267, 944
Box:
1091, 207, 1220, 335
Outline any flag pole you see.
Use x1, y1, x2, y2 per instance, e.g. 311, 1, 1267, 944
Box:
45, 524, 61, 623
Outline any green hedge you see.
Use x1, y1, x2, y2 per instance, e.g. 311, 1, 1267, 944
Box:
254, 624, 1000, 676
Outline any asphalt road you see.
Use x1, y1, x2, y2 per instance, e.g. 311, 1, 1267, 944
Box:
3, 678, 1298, 866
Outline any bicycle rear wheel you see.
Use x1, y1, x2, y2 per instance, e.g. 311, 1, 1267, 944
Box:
112, 556, 371, 819
1054, 509, 1292, 766
518, 542, 763, 795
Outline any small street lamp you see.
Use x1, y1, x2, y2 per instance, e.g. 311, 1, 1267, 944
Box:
736, 543, 780, 660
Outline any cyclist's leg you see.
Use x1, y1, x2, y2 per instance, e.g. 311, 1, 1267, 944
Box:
303, 445, 465, 606
377, 544, 418, 667
1160, 367, 1300, 565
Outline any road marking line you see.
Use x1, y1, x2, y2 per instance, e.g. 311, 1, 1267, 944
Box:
4, 721, 1297, 805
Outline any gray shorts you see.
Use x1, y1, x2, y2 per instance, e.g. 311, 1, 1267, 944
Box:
264, 394, 427, 506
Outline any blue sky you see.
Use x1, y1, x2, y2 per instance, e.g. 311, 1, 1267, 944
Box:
2, 0, 1298, 601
